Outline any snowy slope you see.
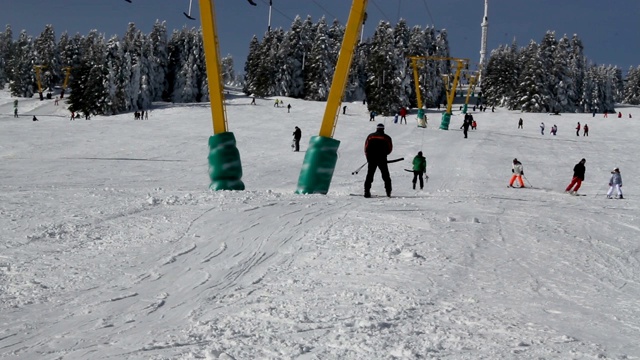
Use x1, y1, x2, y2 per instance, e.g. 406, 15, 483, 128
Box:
1, 90, 640, 359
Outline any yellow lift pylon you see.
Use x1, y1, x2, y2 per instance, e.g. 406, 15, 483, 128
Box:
409, 56, 468, 130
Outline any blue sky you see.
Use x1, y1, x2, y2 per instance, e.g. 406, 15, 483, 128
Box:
1, 0, 639, 74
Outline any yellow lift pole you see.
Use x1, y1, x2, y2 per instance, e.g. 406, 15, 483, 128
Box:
61, 66, 71, 98
33, 65, 46, 100
296, 0, 368, 194
200, 0, 244, 191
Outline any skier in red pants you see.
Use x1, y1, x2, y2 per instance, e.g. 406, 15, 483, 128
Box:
565, 158, 586, 195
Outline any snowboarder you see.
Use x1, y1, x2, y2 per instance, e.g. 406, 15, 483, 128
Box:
508, 158, 525, 188
606, 168, 623, 199
565, 158, 586, 195
364, 123, 393, 198
518, 118, 523, 129
287, 104, 292, 113
292, 126, 301, 152
583, 124, 589, 136
540, 122, 545, 135
399, 107, 407, 124
411, 151, 427, 190
32, 115, 38, 121
576, 122, 581, 136
551, 124, 557, 135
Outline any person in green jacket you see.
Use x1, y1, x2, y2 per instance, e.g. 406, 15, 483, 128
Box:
412, 151, 427, 190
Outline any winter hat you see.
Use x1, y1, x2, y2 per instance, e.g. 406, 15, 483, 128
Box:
513, 158, 518, 163
377, 123, 385, 129
613, 167, 619, 172
418, 151, 423, 156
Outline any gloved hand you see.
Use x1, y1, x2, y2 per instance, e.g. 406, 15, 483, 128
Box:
521, 172, 524, 176
609, 183, 612, 186
512, 169, 514, 173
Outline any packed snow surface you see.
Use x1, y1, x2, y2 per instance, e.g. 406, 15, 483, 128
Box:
1, 90, 640, 359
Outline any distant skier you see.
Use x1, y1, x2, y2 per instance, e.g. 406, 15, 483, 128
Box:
461, 116, 471, 138
583, 124, 589, 136
618, 112, 622, 118
411, 151, 427, 190
369, 110, 377, 122
508, 158, 525, 188
606, 167, 623, 199
399, 107, 407, 124
274, 99, 279, 107
250, 96, 256, 105
565, 158, 586, 195
575, 122, 581, 136
540, 122, 545, 135
292, 126, 301, 152
14, 108, 18, 118
32, 115, 38, 121
287, 104, 292, 113
364, 123, 393, 198
518, 118, 523, 129
343, 105, 347, 115
551, 124, 557, 135
471, 119, 477, 130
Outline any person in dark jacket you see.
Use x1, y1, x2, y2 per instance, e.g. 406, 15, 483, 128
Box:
411, 151, 427, 190
292, 126, 301, 152
565, 158, 586, 195
364, 123, 393, 197
461, 117, 471, 138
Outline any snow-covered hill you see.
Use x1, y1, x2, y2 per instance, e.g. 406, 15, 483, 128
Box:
1, 90, 640, 359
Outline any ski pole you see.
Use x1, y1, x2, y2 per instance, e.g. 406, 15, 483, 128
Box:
352, 162, 367, 175
523, 175, 533, 188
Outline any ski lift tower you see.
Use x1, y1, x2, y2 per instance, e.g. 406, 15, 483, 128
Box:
478, 0, 489, 86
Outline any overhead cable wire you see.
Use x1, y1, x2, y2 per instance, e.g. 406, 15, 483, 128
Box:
420, 0, 436, 26
258, 0, 295, 23
369, 0, 392, 24
311, 0, 339, 21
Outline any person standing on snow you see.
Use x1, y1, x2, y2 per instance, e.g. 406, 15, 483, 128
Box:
606, 167, 623, 199
508, 158, 525, 188
583, 124, 589, 136
399, 107, 407, 124
551, 124, 558, 135
364, 123, 393, 198
575, 122, 581, 136
518, 118, 523, 129
411, 151, 427, 190
292, 126, 302, 152
461, 116, 471, 138
565, 158, 586, 195
540, 122, 545, 135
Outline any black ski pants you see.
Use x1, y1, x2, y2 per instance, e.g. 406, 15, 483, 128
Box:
412, 171, 424, 189
364, 158, 392, 195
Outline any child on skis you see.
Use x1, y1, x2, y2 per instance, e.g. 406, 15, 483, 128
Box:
411, 151, 427, 190
509, 158, 525, 188
607, 168, 623, 199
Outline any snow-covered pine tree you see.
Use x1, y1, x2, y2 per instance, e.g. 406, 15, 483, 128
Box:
552, 35, 575, 112
149, 21, 168, 101
515, 40, 546, 112
623, 66, 640, 105
33, 25, 60, 91
568, 35, 586, 112
221, 55, 236, 86
304, 17, 333, 101
242, 35, 261, 96
8, 30, 35, 98
393, 19, 412, 109
0, 25, 14, 88
365, 21, 402, 115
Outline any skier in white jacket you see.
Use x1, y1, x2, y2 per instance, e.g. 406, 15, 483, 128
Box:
606, 168, 623, 199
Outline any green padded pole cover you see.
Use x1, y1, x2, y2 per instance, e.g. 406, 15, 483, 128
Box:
439, 112, 451, 130
295, 136, 341, 194
417, 108, 426, 128
462, 103, 468, 114
208, 132, 245, 191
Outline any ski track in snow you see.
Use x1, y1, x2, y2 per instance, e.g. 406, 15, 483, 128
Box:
1, 92, 639, 359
